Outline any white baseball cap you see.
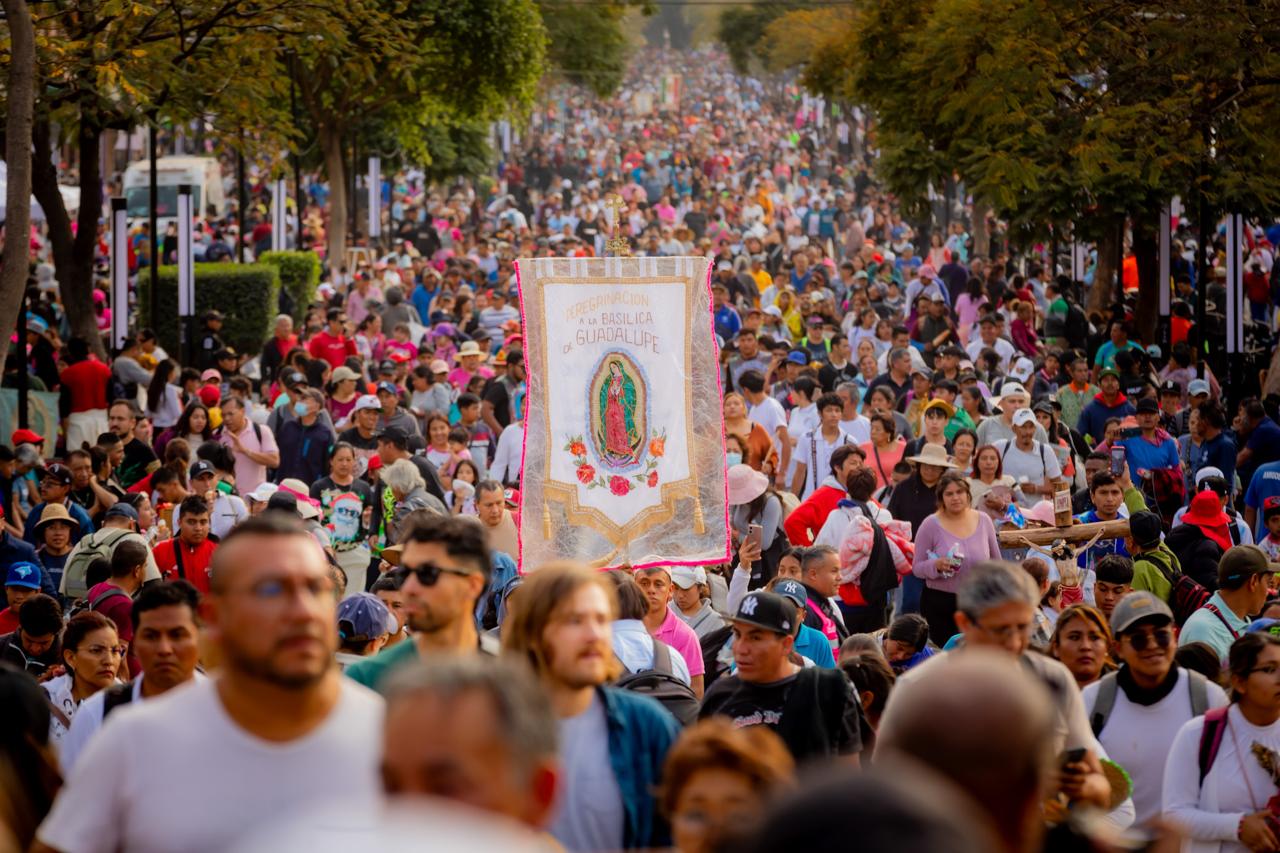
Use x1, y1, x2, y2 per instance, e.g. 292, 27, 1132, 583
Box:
353, 394, 381, 413
1012, 408, 1037, 427
670, 566, 707, 589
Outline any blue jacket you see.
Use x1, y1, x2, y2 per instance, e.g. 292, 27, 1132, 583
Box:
598, 686, 680, 850
1077, 394, 1135, 445
23, 500, 95, 548
411, 283, 437, 325
0, 531, 53, 595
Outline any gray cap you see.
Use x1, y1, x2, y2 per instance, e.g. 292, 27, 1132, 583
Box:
1110, 591, 1174, 635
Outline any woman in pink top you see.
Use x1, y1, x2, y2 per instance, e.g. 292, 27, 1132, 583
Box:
953, 278, 989, 345
911, 470, 1003, 646
860, 412, 906, 490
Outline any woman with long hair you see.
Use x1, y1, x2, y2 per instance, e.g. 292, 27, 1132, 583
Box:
1048, 604, 1116, 689
1164, 632, 1280, 852
155, 403, 212, 459
0, 666, 62, 851
951, 428, 979, 476
859, 412, 906, 491
423, 414, 453, 469
967, 443, 1021, 523
41, 611, 123, 746
910, 469, 1002, 646
954, 277, 989, 345
144, 359, 183, 432
326, 365, 363, 429
311, 442, 376, 597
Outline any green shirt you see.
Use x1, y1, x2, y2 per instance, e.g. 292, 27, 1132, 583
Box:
1130, 543, 1179, 602
343, 638, 419, 693
944, 409, 976, 441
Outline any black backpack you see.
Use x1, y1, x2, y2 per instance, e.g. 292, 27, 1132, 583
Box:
67, 584, 131, 620
615, 639, 700, 726
853, 502, 899, 604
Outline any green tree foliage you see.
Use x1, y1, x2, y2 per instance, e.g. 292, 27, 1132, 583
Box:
540, 1, 633, 98
717, 2, 813, 75
258, 251, 321, 321
292, 0, 547, 270
797, 0, 1280, 321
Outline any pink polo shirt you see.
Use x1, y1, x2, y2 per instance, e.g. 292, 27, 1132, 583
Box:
654, 608, 705, 677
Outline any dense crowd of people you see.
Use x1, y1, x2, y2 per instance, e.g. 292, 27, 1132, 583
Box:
4, 46, 1280, 853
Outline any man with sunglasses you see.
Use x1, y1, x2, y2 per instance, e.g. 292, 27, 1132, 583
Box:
1179, 544, 1278, 666
1083, 592, 1227, 825
346, 517, 498, 693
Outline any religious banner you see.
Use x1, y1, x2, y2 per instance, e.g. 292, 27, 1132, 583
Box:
516, 256, 729, 570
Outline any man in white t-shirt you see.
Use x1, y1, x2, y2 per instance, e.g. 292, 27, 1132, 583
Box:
994, 409, 1062, 507
739, 369, 791, 486
36, 514, 384, 853
792, 393, 855, 499
965, 313, 1018, 372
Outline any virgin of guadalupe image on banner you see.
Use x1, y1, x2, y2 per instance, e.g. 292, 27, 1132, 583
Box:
515, 256, 729, 570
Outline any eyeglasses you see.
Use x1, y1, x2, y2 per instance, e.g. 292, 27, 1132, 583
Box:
404, 561, 474, 587
83, 644, 126, 658
1124, 629, 1173, 651
974, 619, 1034, 642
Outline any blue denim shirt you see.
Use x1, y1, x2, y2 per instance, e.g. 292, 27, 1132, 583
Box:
597, 686, 680, 849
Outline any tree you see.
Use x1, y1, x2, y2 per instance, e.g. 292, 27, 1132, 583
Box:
539, 1, 633, 98
4, 0, 311, 355
0, 0, 35, 356
291, 0, 546, 272
794, 0, 1280, 340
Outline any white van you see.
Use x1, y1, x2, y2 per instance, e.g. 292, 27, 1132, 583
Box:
122, 156, 226, 227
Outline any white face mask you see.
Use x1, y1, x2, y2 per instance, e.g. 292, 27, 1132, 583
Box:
726, 451, 743, 467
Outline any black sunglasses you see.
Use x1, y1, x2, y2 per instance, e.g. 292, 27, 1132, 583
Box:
404, 561, 473, 587
1124, 628, 1173, 651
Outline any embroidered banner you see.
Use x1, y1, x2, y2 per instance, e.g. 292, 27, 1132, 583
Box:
516, 256, 729, 570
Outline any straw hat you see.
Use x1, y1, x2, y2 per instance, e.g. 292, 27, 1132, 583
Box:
727, 464, 770, 506
455, 341, 483, 361
904, 444, 957, 468
34, 502, 79, 532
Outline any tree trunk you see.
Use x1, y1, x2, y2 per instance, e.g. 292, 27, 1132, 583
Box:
32, 118, 107, 356
0, 0, 36, 355
971, 196, 990, 259
320, 124, 347, 278
1091, 217, 1122, 317
1131, 208, 1160, 346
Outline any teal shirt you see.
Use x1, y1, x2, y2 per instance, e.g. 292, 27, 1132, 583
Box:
344, 638, 418, 693
1178, 591, 1248, 665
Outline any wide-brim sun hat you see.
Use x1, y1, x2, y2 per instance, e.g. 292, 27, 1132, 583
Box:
904, 444, 957, 468
727, 463, 770, 506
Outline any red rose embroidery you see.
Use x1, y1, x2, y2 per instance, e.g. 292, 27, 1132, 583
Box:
647, 470, 659, 487
569, 441, 587, 458
576, 464, 595, 484
609, 475, 631, 496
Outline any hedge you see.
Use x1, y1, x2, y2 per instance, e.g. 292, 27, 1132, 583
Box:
258, 250, 321, 319
139, 263, 281, 358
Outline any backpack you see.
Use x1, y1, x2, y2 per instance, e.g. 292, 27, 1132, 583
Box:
100, 681, 136, 722
61, 528, 133, 599
1197, 706, 1231, 785
855, 502, 900, 604
1142, 468, 1186, 529
615, 640, 700, 727
1143, 552, 1211, 626
67, 584, 131, 620
1090, 669, 1209, 737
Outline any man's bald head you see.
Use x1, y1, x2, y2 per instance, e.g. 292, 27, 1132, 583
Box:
876, 651, 1054, 853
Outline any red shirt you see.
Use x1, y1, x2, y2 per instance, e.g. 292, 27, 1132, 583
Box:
307, 331, 357, 369
152, 537, 217, 595
59, 357, 112, 412
0, 607, 18, 635
86, 580, 138, 673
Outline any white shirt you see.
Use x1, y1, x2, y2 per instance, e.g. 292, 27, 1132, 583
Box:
993, 439, 1062, 506
966, 336, 1018, 372
1163, 705, 1280, 853
59, 673, 209, 774
38, 677, 384, 853
798, 428, 855, 499
489, 421, 524, 485
840, 415, 871, 445
747, 395, 788, 457
1083, 669, 1227, 826
610, 620, 691, 685
550, 693, 625, 852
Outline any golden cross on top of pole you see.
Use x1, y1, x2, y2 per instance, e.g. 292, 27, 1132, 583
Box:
603, 194, 631, 258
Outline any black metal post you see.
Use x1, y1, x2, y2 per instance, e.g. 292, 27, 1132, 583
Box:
16, 287, 29, 430
148, 124, 159, 325
237, 135, 247, 263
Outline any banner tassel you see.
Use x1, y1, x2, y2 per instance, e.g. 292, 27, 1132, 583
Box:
692, 494, 706, 535
543, 502, 552, 540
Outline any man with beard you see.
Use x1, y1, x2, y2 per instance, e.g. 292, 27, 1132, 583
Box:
345, 516, 498, 692
36, 514, 383, 853
503, 562, 680, 851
